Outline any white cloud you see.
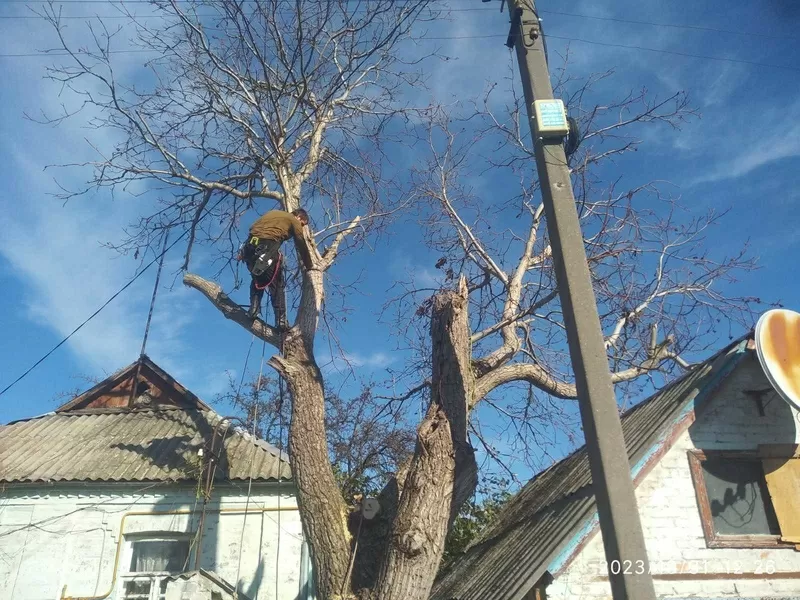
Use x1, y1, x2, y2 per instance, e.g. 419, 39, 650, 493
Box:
0, 185, 191, 372
343, 351, 396, 369
0, 17, 194, 374
315, 346, 399, 377
687, 98, 800, 185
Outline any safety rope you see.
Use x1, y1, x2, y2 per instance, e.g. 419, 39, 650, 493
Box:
235, 324, 266, 588
275, 330, 287, 600
228, 269, 287, 597
128, 230, 170, 406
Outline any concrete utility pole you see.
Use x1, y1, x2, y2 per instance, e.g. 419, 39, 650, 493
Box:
503, 1, 657, 598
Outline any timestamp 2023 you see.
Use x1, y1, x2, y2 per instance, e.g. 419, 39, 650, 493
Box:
592, 559, 777, 576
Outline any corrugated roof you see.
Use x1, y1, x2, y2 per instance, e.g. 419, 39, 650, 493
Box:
0, 408, 290, 483
431, 337, 748, 600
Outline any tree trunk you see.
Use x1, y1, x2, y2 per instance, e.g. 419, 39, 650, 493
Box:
186, 272, 479, 600
270, 329, 353, 600
371, 277, 478, 600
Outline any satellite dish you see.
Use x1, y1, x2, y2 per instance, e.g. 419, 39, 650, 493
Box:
755, 309, 800, 411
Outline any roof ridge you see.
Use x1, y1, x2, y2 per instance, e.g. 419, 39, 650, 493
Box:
203, 408, 289, 462
55, 355, 212, 413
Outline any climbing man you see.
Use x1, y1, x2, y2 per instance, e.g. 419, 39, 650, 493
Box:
239, 208, 314, 328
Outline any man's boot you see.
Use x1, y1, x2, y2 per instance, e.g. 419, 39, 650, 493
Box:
248, 285, 264, 320
276, 314, 289, 332
271, 282, 288, 330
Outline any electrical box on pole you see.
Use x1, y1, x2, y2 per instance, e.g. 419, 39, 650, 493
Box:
532, 99, 570, 138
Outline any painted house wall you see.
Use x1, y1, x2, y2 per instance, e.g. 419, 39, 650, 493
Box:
0, 483, 313, 600
547, 352, 800, 599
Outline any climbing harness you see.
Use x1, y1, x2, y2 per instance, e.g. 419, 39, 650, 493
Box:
254, 252, 283, 291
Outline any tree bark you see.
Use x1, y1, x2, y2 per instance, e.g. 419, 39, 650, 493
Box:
371, 277, 478, 600
270, 329, 354, 600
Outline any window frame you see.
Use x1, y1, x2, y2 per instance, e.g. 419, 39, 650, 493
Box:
688, 449, 794, 549
118, 534, 194, 600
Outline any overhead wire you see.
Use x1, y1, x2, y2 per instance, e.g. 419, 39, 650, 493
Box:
234, 325, 266, 591
0, 2, 796, 42
538, 8, 799, 41
0, 229, 189, 399
1, 31, 797, 72
543, 33, 800, 73
0, 481, 168, 539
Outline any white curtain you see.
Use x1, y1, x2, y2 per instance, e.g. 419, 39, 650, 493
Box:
130, 540, 189, 573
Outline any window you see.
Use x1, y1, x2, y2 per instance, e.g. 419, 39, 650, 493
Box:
120, 537, 192, 600
689, 448, 799, 548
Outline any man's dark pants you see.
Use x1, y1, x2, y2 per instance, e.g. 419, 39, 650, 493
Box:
242, 238, 287, 326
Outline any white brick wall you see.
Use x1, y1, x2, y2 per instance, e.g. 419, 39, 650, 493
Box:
547, 353, 800, 599
164, 571, 236, 600
0, 483, 311, 600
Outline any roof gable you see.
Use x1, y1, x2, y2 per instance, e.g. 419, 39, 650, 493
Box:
1, 356, 290, 484
431, 335, 750, 600
56, 355, 210, 413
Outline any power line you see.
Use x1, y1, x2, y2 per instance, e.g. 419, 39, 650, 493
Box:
538, 9, 799, 42
0, 48, 155, 57
3, 33, 797, 72
128, 229, 170, 406
1, 30, 797, 72
544, 34, 800, 73
0, 481, 168, 539
2, 5, 796, 42
0, 0, 480, 3
1, 5, 494, 18
2, 7, 796, 43
0, 229, 188, 399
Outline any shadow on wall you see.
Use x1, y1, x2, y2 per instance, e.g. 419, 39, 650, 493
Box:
686, 353, 798, 537
240, 557, 265, 600
111, 409, 239, 594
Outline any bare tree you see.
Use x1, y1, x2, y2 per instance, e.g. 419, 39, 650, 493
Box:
220, 372, 415, 501
38, 2, 765, 598
386, 60, 764, 476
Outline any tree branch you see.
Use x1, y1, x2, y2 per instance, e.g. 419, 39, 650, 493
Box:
183, 273, 281, 347
473, 363, 578, 403
320, 215, 361, 270
473, 336, 693, 404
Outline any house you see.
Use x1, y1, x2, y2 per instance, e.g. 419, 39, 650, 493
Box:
432, 334, 800, 600
0, 356, 315, 600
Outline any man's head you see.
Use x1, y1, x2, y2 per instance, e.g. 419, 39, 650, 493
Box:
291, 208, 309, 226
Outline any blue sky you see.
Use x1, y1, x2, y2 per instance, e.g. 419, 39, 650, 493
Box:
1, 0, 799, 484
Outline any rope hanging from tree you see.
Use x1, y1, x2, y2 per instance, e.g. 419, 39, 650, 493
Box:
128, 230, 170, 406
